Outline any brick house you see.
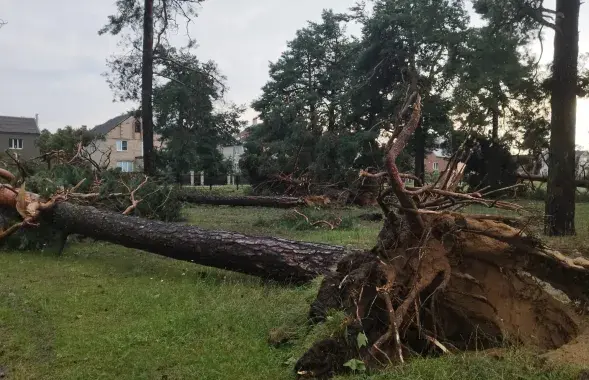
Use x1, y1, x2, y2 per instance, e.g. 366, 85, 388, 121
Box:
424, 147, 449, 175
89, 113, 163, 172
0, 114, 41, 160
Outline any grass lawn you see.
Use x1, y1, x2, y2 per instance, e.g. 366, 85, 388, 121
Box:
0, 203, 586, 379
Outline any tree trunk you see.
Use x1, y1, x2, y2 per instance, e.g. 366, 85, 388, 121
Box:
491, 106, 499, 142
141, 0, 155, 176
43, 202, 356, 284
545, 0, 580, 236
488, 106, 501, 190
180, 194, 309, 208
414, 116, 425, 183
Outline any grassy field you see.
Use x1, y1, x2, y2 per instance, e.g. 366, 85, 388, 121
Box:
0, 202, 586, 379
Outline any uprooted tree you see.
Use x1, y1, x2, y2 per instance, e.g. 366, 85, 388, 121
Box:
1, 95, 589, 378
293, 93, 589, 378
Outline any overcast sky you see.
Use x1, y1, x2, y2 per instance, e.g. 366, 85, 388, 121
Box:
0, 1, 588, 145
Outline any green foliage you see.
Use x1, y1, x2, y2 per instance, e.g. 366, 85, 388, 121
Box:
356, 332, 368, 349
36, 126, 96, 159
153, 52, 244, 181
443, 130, 518, 192
241, 10, 367, 190
241, 2, 467, 190
343, 359, 367, 373
451, 24, 546, 146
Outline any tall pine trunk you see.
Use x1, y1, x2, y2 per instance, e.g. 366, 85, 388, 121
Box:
414, 116, 425, 183
141, 0, 155, 176
545, 0, 580, 236
488, 106, 501, 190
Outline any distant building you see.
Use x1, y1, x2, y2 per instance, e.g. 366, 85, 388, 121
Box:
0, 114, 41, 160
425, 147, 449, 174
219, 121, 258, 184
425, 138, 450, 175
516, 150, 589, 180
89, 113, 163, 172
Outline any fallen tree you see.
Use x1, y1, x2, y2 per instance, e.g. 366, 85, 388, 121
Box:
179, 193, 327, 208
293, 93, 589, 378
0, 185, 354, 283
516, 173, 589, 188
46, 201, 353, 282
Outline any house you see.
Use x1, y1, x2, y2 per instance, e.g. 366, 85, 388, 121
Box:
219, 125, 256, 185
424, 137, 450, 175
89, 113, 163, 172
518, 150, 589, 180
0, 114, 41, 159
425, 147, 449, 174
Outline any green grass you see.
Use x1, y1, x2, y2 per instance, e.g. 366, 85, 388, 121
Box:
0, 204, 585, 379
183, 205, 380, 249
0, 244, 315, 380
183, 184, 252, 196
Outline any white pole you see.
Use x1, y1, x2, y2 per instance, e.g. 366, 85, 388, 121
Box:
190, 171, 194, 186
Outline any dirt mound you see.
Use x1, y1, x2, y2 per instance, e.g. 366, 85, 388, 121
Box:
296, 214, 581, 378
543, 326, 589, 369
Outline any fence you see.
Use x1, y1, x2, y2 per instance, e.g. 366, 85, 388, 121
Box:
177, 171, 248, 189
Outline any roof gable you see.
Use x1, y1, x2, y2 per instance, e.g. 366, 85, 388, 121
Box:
0, 115, 40, 135
91, 113, 133, 136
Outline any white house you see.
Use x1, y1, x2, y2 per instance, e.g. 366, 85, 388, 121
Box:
518, 150, 589, 179
218, 127, 253, 185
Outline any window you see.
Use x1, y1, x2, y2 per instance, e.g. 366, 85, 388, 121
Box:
433, 162, 439, 171
8, 138, 23, 150
116, 140, 128, 151
134, 120, 141, 133
117, 161, 134, 172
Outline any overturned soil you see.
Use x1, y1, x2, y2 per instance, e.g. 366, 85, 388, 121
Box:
543, 325, 589, 369
295, 214, 583, 378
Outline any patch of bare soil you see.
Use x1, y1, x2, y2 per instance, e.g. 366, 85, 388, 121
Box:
544, 324, 589, 369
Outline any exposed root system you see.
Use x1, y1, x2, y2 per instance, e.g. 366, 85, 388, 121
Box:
295, 92, 586, 379
296, 214, 582, 378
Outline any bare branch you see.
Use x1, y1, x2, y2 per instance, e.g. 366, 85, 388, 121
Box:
122, 176, 149, 215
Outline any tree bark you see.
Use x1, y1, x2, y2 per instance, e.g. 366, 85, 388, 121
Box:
180, 194, 309, 208
491, 105, 499, 142
414, 116, 425, 183
142, 0, 156, 176
545, 0, 580, 236
44, 202, 356, 283
488, 106, 501, 190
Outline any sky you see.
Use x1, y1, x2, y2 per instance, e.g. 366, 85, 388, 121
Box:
0, 0, 588, 145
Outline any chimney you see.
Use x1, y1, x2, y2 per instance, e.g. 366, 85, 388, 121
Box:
35, 113, 39, 126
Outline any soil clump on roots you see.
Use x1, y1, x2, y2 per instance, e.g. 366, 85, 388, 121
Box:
295, 213, 581, 378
